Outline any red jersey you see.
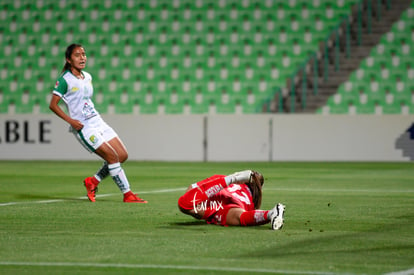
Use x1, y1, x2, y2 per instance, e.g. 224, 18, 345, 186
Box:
202, 183, 255, 225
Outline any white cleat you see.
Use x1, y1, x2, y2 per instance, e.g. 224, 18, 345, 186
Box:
270, 203, 285, 230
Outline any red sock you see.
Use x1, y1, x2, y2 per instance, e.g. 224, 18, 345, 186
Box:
178, 175, 227, 210
239, 210, 269, 226
91, 176, 100, 185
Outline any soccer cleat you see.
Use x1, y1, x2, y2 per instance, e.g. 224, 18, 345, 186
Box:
84, 177, 98, 202
123, 191, 147, 203
270, 203, 285, 230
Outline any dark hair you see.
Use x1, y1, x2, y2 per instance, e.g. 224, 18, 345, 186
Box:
61, 43, 83, 73
248, 171, 264, 209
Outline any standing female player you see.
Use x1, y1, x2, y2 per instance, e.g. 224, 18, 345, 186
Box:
49, 43, 146, 203
178, 170, 285, 229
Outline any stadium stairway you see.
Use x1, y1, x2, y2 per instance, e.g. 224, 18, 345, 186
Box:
290, 0, 413, 113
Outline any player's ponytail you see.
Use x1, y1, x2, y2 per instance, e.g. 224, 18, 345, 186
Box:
249, 171, 264, 209
61, 43, 83, 73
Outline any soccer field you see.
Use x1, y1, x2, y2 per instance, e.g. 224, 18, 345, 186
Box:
0, 161, 413, 275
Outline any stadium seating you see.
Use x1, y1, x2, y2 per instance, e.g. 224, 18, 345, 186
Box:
318, 3, 414, 115
1, 0, 359, 114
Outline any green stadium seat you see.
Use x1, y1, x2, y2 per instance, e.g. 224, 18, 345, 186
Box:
382, 100, 404, 114
326, 95, 351, 114
337, 85, 357, 104
14, 94, 37, 114
355, 101, 376, 114
1, 0, 362, 114
365, 87, 386, 104
394, 85, 413, 104
241, 100, 260, 114
137, 100, 158, 114
187, 87, 208, 114
165, 100, 185, 114
38, 95, 51, 113
214, 99, 235, 114
0, 98, 9, 113
114, 100, 134, 114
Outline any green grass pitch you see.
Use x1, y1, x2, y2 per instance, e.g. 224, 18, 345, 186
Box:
0, 161, 413, 275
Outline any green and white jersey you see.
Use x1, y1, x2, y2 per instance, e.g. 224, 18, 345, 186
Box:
53, 70, 99, 122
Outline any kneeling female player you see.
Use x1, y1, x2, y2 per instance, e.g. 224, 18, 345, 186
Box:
178, 170, 285, 230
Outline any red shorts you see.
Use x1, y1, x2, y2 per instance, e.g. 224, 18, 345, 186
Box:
204, 203, 240, 226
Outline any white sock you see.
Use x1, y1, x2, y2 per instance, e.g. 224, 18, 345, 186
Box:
108, 163, 131, 194
267, 208, 276, 221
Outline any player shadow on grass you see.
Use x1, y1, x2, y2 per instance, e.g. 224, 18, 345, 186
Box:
170, 221, 207, 226
168, 221, 266, 230
160, 221, 211, 231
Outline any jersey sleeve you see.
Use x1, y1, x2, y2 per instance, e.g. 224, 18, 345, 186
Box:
52, 75, 68, 97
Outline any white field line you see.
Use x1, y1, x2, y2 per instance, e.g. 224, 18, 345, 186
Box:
0, 186, 409, 275
383, 268, 414, 275
0, 188, 186, 207
1, 186, 412, 207
139, 187, 186, 194
0, 261, 355, 275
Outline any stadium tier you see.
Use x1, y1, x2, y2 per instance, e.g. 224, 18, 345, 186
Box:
2, 0, 399, 115
317, 1, 414, 115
